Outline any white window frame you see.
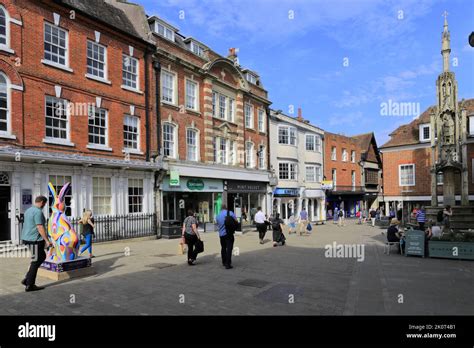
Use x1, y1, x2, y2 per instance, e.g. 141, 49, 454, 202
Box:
213, 137, 235, 165
245, 141, 254, 168
212, 91, 234, 122
161, 69, 177, 105
258, 145, 265, 169
92, 176, 112, 216
315, 135, 321, 152
86, 40, 108, 81
469, 116, 474, 136
163, 122, 177, 159
155, 21, 175, 41
122, 54, 139, 91
278, 125, 297, 145
258, 108, 265, 133
419, 123, 431, 142
351, 150, 356, 163
44, 95, 70, 142
342, 148, 348, 162
399, 164, 416, 186
246, 72, 257, 84
128, 178, 144, 214
0, 72, 12, 138
332, 169, 337, 187
123, 115, 140, 151
245, 103, 254, 129
331, 147, 337, 160
351, 170, 356, 188
185, 78, 199, 111
279, 161, 297, 180
306, 165, 316, 182
186, 128, 199, 161
88, 106, 108, 148
43, 22, 69, 69
190, 41, 204, 57
306, 134, 316, 151
0, 5, 12, 53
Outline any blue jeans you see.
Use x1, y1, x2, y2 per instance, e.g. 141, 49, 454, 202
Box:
80, 234, 92, 255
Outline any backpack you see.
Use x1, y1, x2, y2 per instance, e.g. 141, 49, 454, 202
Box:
224, 210, 238, 235
271, 218, 282, 231
436, 210, 444, 223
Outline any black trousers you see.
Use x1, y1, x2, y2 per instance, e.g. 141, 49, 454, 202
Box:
256, 223, 266, 240
23, 240, 46, 286
418, 222, 425, 231
220, 234, 234, 266
185, 233, 198, 261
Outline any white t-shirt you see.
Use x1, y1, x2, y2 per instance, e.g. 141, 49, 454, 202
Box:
254, 211, 266, 224
431, 226, 442, 238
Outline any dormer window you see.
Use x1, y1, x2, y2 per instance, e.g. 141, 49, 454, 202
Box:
246, 72, 257, 85
190, 41, 205, 57
419, 123, 430, 142
154, 21, 174, 41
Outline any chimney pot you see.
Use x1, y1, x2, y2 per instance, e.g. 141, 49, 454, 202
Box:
297, 107, 303, 121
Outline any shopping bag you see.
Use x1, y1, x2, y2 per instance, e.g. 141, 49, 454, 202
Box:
178, 243, 185, 255
306, 223, 313, 232
195, 239, 204, 254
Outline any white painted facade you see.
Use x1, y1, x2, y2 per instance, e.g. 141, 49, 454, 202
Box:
269, 110, 326, 222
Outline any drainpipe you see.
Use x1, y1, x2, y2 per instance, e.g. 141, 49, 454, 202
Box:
144, 51, 151, 162
153, 60, 162, 235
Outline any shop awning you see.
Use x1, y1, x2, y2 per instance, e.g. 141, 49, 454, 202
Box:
304, 189, 325, 198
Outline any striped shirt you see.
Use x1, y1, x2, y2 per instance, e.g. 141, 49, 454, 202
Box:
416, 210, 426, 222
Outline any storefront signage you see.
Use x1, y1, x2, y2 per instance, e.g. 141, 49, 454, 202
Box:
186, 179, 205, 191
227, 181, 267, 193
273, 188, 299, 197
162, 177, 223, 192
321, 180, 333, 190
170, 170, 180, 186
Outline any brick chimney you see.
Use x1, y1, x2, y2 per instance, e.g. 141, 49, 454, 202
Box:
297, 107, 303, 121
228, 48, 238, 64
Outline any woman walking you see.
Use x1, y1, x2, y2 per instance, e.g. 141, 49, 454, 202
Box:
271, 213, 286, 247
182, 209, 201, 265
79, 210, 95, 258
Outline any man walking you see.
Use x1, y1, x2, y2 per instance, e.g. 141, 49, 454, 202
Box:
298, 207, 308, 236
416, 206, 427, 231
370, 208, 377, 227
216, 204, 237, 269
21, 196, 50, 292
254, 206, 267, 244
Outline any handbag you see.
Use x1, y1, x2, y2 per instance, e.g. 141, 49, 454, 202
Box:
195, 239, 204, 254
306, 223, 312, 232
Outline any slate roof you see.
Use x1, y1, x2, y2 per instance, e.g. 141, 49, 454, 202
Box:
380, 98, 474, 149
57, 0, 142, 40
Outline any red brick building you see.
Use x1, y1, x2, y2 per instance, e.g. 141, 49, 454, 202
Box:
324, 132, 382, 218
379, 99, 474, 220
0, 0, 159, 242
148, 16, 272, 230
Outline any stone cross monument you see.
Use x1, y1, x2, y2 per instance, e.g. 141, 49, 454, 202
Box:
430, 13, 469, 207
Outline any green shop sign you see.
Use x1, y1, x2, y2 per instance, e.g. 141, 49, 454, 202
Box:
170, 170, 180, 186
186, 179, 205, 191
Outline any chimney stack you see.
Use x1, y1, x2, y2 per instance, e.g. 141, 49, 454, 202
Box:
228, 48, 238, 65
297, 107, 303, 121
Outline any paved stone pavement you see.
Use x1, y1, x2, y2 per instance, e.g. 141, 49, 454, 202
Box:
0, 220, 473, 315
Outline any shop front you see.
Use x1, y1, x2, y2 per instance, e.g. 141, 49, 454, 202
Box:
226, 180, 268, 225
326, 192, 364, 218
272, 187, 300, 222
161, 176, 223, 226
303, 188, 326, 222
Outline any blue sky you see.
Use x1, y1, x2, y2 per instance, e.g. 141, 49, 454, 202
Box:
140, 0, 474, 146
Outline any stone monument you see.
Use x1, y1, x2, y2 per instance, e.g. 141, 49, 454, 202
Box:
428, 13, 473, 230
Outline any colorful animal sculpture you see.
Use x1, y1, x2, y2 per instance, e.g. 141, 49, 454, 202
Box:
46, 182, 79, 262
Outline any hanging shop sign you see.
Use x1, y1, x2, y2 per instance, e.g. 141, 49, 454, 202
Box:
227, 181, 267, 193
321, 180, 334, 190
170, 170, 180, 186
162, 177, 223, 192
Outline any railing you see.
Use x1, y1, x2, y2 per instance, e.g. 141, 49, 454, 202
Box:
70, 213, 157, 242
